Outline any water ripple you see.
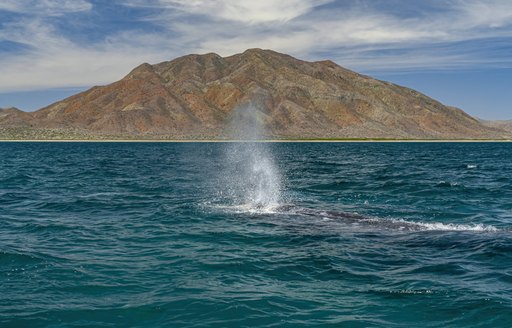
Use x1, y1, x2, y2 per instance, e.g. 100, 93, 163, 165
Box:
1, 142, 511, 327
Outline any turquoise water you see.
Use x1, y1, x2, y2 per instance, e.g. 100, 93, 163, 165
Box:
1, 142, 511, 327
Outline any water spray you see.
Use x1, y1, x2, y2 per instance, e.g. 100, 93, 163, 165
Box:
219, 99, 282, 213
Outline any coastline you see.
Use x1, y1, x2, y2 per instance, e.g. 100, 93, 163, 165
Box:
0, 139, 511, 143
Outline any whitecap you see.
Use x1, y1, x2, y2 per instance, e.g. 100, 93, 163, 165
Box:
386, 218, 499, 232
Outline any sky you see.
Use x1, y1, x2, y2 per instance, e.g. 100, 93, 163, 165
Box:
0, 0, 511, 120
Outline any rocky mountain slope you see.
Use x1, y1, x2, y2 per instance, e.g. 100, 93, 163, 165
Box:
480, 120, 512, 134
0, 107, 28, 123
1, 49, 509, 139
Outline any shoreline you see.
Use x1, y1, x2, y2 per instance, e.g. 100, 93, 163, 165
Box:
0, 139, 511, 143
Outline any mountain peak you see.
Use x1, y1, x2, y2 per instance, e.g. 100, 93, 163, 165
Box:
0, 107, 23, 114
241, 48, 279, 56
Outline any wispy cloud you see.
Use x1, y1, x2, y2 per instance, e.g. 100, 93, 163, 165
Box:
0, 20, 171, 91
156, 0, 330, 23
0, 0, 511, 92
0, 0, 92, 16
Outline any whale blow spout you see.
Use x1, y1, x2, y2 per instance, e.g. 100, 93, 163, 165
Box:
220, 99, 282, 213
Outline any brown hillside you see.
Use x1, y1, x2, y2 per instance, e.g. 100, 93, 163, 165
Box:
1, 49, 509, 139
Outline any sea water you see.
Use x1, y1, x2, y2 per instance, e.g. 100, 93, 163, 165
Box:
1, 142, 511, 327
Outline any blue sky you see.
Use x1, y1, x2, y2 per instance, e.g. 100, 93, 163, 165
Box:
0, 0, 511, 119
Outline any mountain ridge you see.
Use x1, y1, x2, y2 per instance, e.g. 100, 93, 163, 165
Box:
1, 49, 510, 139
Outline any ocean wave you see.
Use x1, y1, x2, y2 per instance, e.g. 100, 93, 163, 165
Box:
0, 250, 45, 265
436, 181, 461, 187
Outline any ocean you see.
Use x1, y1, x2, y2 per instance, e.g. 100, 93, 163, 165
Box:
1, 142, 511, 327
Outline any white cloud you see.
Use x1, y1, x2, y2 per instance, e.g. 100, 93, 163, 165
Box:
0, 47, 163, 91
163, 0, 330, 23
0, 0, 158, 91
137, 0, 511, 56
1, 0, 512, 93
0, 1, 20, 12
0, 18, 172, 91
39, 0, 92, 15
187, 0, 512, 68
0, 0, 92, 16
125, 0, 332, 24
456, 0, 512, 29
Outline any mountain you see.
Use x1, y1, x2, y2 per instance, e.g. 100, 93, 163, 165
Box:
0, 49, 509, 139
480, 120, 512, 134
0, 107, 29, 125
0, 107, 23, 116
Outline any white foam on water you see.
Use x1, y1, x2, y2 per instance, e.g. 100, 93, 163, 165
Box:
387, 289, 434, 295
209, 203, 282, 215
386, 218, 500, 232
278, 206, 502, 233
